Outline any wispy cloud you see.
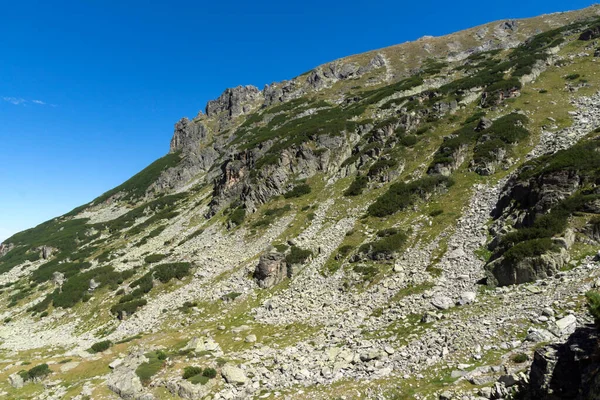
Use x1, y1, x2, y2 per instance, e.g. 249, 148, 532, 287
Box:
2, 97, 27, 105
2, 97, 54, 106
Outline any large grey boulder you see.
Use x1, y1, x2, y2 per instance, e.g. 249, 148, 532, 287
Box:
106, 352, 151, 400
254, 252, 288, 289
221, 364, 247, 385
485, 247, 569, 287
8, 373, 24, 389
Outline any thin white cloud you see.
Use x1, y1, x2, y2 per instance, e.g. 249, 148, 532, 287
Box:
2, 97, 54, 106
2, 97, 26, 105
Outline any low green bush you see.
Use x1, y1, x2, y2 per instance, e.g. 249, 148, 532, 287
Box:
344, 175, 368, 196
283, 183, 311, 199
183, 366, 203, 379
502, 238, 559, 264
286, 246, 312, 265
511, 353, 528, 363
229, 207, 246, 226
368, 175, 454, 217
203, 367, 217, 378
188, 374, 210, 385
153, 262, 191, 283
586, 291, 600, 327
90, 340, 112, 353
359, 231, 408, 258
21, 363, 51, 381
144, 254, 167, 264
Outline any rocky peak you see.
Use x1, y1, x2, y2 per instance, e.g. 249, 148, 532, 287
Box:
205, 85, 263, 118
169, 117, 211, 154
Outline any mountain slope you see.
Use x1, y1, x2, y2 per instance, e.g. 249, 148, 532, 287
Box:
2, 5, 600, 400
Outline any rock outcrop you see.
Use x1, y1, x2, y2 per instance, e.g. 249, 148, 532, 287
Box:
528, 325, 600, 399
254, 252, 288, 288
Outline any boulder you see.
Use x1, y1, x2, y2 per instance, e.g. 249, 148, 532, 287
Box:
221, 364, 247, 385
579, 26, 600, 41
432, 295, 454, 310
8, 373, 24, 389
528, 325, 600, 399
550, 315, 577, 337
254, 252, 289, 288
458, 291, 477, 305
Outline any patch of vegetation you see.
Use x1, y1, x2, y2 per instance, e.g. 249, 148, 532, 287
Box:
511, 353, 529, 363
19, 363, 51, 381
153, 262, 192, 283
136, 351, 166, 386
283, 183, 312, 199
183, 366, 203, 379
228, 207, 246, 226
586, 291, 600, 327
344, 175, 368, 196
358, 230, 408, 259
503, 238, 559, 264
90, 340, 112, 353
144, 253, 167, 264
368, 175, 454, 217
286, 246, 313, 265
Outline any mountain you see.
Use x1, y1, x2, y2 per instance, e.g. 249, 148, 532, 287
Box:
2, 5, 600, 399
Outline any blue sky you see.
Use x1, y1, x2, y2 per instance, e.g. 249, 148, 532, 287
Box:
0, 0, 594, 242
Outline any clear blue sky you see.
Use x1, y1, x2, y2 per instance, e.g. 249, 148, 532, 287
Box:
0, 0, 594, 242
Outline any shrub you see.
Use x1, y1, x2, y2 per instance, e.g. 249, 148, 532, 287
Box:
144, 254, 167, 264
565, 73, 581, 80
429, 209, 443, 217
22, 363, 51, 381
111, 298, 147, 319
511, 353, 528, 363
337, 245, 354, 258
368, 175, 454, 217
229, 207, 246, 226
400, 135, 418, 147
503, 238, 559, 264
183, 366, 203, 379
271, 244, 288, 254
286, 246, 312, 265
344, 175, 368, 196
203, 367, 217, 378
90, 340, 112, 353
284, 183, 311, 199
359, 231, 408, 258
153, 262, 191, 283
586, 291, 600, 327
368, 159, 397, 177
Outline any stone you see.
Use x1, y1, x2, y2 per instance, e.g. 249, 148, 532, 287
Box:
109, 359, 123, 369
245, 334, 257, 343
432, 295, 454, 310
221, 364, 247, 385
254, 252, 289, 289
458, 291, 476, 305
551, 315, 577, 337
526, 328, 556, 343
8, 373, 24, 389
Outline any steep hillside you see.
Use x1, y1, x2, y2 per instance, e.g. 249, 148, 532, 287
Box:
3, 5, 600, 400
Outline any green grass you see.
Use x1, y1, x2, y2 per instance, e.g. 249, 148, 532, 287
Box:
136, 351, 165, 386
